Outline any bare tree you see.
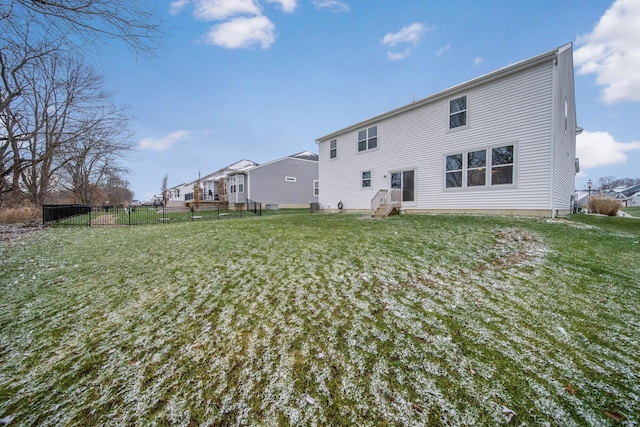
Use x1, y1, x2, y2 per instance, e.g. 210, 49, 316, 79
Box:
15, 52, 132, 205
161, 174, 168, 207
55, 108, 134, 205
102, 171, 133, 206
1, 0, 163, 57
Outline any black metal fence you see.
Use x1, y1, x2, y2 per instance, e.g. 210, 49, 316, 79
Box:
43, 202, 262, 227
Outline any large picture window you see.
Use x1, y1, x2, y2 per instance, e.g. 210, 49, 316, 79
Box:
449, 95, 467, 129
357, 125, 378, 152
445, 144, 515, 189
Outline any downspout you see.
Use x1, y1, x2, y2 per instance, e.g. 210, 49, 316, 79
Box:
548, 52, 559, 219
246, 170, 251, 204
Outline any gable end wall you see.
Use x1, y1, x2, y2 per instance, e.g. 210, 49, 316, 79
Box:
318, 59, 556, 214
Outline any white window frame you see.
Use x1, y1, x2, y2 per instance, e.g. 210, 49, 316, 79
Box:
357, 125, 378, 153
448, 94, 469, 131
237, 175, 244, 193
489, 144, 515, 186
313, 180, 319, 196
361, 170, 372, 188
445, 153, 463, 189
466, 149, 487, 187
330, 139, 337, 159
230, 175, 237, 193
444, 143, 516, 190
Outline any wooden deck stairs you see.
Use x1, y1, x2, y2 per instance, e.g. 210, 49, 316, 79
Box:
371, 189, 401, 218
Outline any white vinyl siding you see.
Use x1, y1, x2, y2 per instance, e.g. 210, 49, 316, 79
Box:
551, 45, 578, 214
318, 57, 557, 212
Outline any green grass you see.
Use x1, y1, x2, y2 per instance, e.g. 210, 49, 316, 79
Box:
1, 213, 639, 425
622, 206, 640, 217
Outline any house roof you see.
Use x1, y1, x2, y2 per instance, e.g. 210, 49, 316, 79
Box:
621, 184, 640, 197
316, 43, 571, 142
167, 159, 259, 190
289, 151, 319, 161
239, 151, 319, 173
167, 152, 318, 189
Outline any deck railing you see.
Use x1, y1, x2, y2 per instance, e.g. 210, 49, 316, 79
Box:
370, 188, 401, 217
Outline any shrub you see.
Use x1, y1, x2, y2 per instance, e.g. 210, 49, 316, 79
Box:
589, 195, 620, 216
0, 203, 42, 224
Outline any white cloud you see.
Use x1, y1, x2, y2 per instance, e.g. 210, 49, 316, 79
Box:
138, 130, 192, 151
192, 0, 261, 20
382, 23, 428, 47
574, 0, 640, 104
204, 15, 276, 49
169, 0, 191, 15
436, 45, 450, 56
266, 0, 296, 13
577, 130, 640, 168
474, 56, 484, 65
312, 0, 350, 13
387, 49, 410, 61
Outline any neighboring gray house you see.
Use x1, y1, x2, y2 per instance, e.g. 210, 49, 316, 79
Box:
166, 152, 318, 209
228, 151, 319, 208
316, 43, 579, 218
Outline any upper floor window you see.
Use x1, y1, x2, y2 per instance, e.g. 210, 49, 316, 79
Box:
361, 170, 372, 188
330, 139, 337, 159
357, 125, 377, 152
449, 95, 467, 129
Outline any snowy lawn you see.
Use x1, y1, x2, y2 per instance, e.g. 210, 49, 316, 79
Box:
0, 213, 638, 426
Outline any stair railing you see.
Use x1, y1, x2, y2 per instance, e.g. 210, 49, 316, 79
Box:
371, 188, 401, 217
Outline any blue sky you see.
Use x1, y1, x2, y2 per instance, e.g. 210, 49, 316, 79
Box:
100, 0, 640, 200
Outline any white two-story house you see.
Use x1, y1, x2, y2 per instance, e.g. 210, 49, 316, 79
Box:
316, 43, 579, 218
